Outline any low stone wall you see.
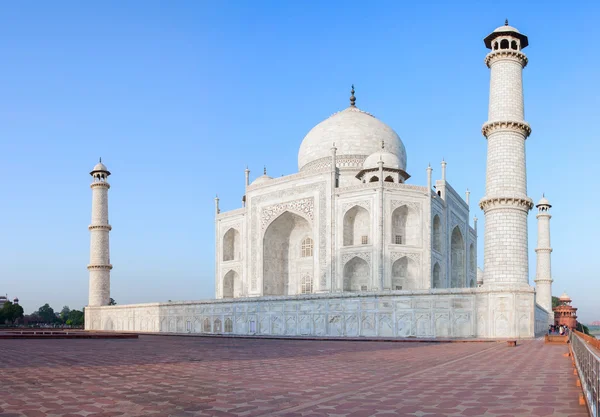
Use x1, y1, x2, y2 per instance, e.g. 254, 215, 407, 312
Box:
86, 290, 481, 338
85, 288, 537, 339
534, 303, 551, 336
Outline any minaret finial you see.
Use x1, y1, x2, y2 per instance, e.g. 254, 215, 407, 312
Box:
505, 19, 509, 26
99, 157, 102, 163
350, 84, 356, 107
264, 166, 267, 175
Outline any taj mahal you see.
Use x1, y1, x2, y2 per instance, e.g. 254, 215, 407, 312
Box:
85, 22, 555, 339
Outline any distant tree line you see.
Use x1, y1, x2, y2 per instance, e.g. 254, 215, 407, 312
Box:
20, 304, 85, 327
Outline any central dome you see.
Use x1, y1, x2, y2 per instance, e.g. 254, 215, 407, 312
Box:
298, 105, 406, 172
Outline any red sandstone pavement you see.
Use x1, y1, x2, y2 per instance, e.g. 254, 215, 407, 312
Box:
0, 336, 588, 417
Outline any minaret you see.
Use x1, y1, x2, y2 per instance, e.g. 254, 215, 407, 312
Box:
480, 21, 533, 288
534, 195, 553, 314
88, 159, 113, 306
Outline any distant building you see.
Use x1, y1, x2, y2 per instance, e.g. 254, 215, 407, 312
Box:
0, 295, 7, 307
553, 292, 577, 329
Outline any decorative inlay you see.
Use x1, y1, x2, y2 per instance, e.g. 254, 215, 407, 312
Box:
341, 252, 371, 267
90, 182, 110, 189
390, 252, 421, 264
342, 200, 371, 213
450, 211, 466, 237
261, 198, 314, 230
301, 155, 368, 172
482, 120, 531, 138
390, 200, 421, 212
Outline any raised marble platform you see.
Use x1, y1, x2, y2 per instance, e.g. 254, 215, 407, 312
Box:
86, 288, 545, 339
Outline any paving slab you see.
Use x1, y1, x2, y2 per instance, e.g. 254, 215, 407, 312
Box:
0, 336, 587, 417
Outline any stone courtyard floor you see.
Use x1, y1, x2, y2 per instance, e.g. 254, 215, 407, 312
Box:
0, 336, 588, 417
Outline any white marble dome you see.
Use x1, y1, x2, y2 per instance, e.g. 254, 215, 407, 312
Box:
251, 174, 273, 186
493, 24, 520, 34
363, 147, 402, 170
92, 162, 109, 172
298, 106, 407, 172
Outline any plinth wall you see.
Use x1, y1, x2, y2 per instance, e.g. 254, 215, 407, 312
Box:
86, 289, 537, 339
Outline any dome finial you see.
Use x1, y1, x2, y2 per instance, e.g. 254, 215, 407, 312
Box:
99, 157, 102, 163
505, 19, 509, 26
381, 140, 385, 150
264, 166, 267, 175
350, 84, 356, 107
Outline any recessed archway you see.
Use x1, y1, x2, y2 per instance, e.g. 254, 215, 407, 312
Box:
392, 205, 419, 246
223, 228, 240, 261
343, 257, 370, 291
263, 211, 313, 296
392, 256, 418, 290
451, 227, 465, 288
432, 262, 441, 288
343, 206, 370, 246
433, 215, 441, 252
223, 270, 241, 298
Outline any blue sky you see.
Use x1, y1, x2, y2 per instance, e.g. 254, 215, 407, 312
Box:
1, 1, 598, 322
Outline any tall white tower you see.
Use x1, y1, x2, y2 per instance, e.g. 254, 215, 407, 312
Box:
480, 21, 533, 288
88, 159, 112, 306
534, 196, 553, 315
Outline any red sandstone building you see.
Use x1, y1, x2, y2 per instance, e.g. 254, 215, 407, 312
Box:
553, 292, 577, 329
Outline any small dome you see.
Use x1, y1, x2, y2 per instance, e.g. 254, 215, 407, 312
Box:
559, 292, 571, 301
298, 106, 406, 172
536, 196, 551, 207
493, 24, 520, 34
363, 147, 402, 170
92, 162, 108, 172
251, 174, 273, 186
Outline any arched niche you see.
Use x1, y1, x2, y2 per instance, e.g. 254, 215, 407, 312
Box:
223, 228, 241, 261
263, 211, 313, 296
391, 256, 419, 290
343, 206, 370, 246
432, 262, 441, 288
451, 226, 465, 288
433, 215, 442, 252
343, 256, 370, 291
469, 243, 476, 272
391, 205, 420, 246
223, 269, 241, 298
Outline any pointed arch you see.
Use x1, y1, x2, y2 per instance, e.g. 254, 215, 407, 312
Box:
432, 262, 441, 288
223, 270, 241, 298
392, 205, 419, 246
451, 226, 465, 288
392, 256, 418, 290
203, 318, 211, 332
343, 256, 370, 291
369, 176, 379, 182
223, 228, 241, 261
384, 175, 394, 183
469, 243, 476, 272
263, 211, 313, 296
433, 215, 441, 252
343, 205, 370, 246
224, 318, 233, 333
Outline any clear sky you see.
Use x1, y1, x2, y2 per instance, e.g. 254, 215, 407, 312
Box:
1, 1, 598, 322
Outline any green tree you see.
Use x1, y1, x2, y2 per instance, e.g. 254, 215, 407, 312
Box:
66, 310, 84, 326
109, 298, 117, 305
59, 306, 71, 323
0, 302, 24, 325
35, 304, 57, 323
552, 296, 559, 308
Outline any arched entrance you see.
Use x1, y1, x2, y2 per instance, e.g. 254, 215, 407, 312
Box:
263, 211, 313, 296
451, 226, 465, 288
343, 256, 370, 291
